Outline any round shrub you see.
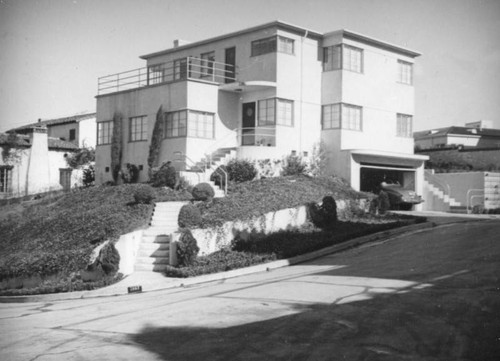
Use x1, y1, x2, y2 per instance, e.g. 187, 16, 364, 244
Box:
306, 202, 325, 228
321, 196, 338, 224
150, 162, 177, 188
133, 184, 155, 204
210, 165, 228, 187
178, 203, 202, 228
226, 159, 257, 183
98, 242, 121, 275
176, 229, 200, 267
282, 154, 306, 176
191, 182, 215, 201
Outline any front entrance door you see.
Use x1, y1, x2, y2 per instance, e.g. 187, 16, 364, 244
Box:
242, 102, 256, 145
225, 47, 236, 83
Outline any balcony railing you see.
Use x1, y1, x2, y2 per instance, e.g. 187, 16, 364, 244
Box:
98, 56, 237, 95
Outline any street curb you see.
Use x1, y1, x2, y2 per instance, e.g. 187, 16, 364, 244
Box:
0, 221, 435, 303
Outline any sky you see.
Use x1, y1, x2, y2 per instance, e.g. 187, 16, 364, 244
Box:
0, 0, 499, 133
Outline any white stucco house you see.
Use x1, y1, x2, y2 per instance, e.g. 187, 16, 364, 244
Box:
94, 21, 427, 200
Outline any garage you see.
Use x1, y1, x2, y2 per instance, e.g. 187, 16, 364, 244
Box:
360, 164, 416, 194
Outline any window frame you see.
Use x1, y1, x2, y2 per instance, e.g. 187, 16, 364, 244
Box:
173, 58, 188, 81
396, 113, 413, 137
69, 128, 76, 141
397, 60, 413, 85
323, 44, 363, 73
322, 103, 362, 131
251, 35, 294, 57
129, 115, 148, 142
257, 98, 294, 127
0, 165, 13, 193
164, 109, 214, 139
97, 120, 113, 145
200, 51, 215, 78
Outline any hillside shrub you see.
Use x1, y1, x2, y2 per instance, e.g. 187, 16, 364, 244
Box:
192, 182, 215, 201
121, 163, 140, 184
82, 165, 95, 187
150, 161, 177, 188
226, 159, 257, 183
165, 249, 276, 278
133, 184, 156, 204
306, 196, 338, 229
321, 196, 338, 225
178, 203, 202, 228
176, 229, 200, 267
282, 154, 306, 176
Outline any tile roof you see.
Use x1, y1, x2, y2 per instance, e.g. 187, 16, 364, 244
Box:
9, 112, 96, 132
0, 133, 78, 151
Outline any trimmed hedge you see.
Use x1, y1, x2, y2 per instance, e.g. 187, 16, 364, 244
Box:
178, 204, 202, 228
192, 183, 215, 201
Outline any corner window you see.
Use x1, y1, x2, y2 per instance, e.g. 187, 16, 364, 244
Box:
0, 166, 13, 193
164, 110, 214, 139
251, 35, 294, 56
323, 44, 363, 73
173, 58, 188, 80
322, 103, 362, 131
397, 113, 413, 137
257, 98, 294, 127
398, 60, 413, 85
129, 115, 148, 142
200, 51, 215, 78
97, 121, 113, 145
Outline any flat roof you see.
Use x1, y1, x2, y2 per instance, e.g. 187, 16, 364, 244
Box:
140, 20, 421, 60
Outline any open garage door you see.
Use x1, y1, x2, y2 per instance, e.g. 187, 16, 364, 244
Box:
360, 164, 416, 194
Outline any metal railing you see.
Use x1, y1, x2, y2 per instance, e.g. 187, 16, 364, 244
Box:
98, 56, 237, 95
466, 188, 484, 213
173, 151, 205, 184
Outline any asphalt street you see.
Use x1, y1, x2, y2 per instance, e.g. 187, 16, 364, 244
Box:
1, 219, 499, 361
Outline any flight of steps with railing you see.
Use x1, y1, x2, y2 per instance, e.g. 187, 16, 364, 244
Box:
179, 147, 237, 197
134, 201, 187, 272
423, 172, 463, 213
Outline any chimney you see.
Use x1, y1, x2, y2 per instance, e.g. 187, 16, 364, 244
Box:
173, 39, 190, 48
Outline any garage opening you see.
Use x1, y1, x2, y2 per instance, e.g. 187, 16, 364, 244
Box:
360, 163, 416, 194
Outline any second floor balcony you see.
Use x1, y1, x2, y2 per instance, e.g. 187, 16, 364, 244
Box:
98, 56, 237, 96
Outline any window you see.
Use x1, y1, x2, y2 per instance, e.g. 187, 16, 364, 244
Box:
129, 116, 148, 141
200, 51, 215, 78
69, 129, 76, 141
188, 111, 214, 139
165, 110, 187, 138
97, 121, 113, 145
258, 99, 275, 126
397, 113, 413, 137
257, 98, 294, 127
173, 58, 188, 80
323, 44, 363, 73
398, 60, 413, 85
148, 64, 165, 84
164, 110, 214, 139
276, 99, 293, 126
251, 36, 294, 56
322, 103, 341, 129
0, 166, 13, 193
322, 103, 362, 131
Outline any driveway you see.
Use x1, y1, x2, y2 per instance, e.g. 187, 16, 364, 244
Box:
1, 219, 499, 360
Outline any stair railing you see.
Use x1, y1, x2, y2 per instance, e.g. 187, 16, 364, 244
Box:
211, 166, 228, 196
173, 151, 204, 184
466, 189, 484, 214
204, 128, 238, 169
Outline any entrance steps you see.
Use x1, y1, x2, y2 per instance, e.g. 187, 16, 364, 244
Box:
423, 180, 461, 212
134, 201, 187, 272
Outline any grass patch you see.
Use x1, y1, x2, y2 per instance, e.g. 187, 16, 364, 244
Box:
196, 175, 369, 227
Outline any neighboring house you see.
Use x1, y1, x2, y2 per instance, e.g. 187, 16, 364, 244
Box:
414, 120, 500, 150
94, 20, 427, 201
9, 112, 97, 148
0, 127, 79, 200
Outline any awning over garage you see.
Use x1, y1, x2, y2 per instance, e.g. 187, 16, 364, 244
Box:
350, 149, 428, 168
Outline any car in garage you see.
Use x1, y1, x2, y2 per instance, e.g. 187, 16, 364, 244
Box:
380, 181, 424, 210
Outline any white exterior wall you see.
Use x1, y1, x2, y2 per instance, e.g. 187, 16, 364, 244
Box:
78, 117, 97, 148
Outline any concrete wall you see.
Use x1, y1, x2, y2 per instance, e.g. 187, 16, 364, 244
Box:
78, 117, 97, 148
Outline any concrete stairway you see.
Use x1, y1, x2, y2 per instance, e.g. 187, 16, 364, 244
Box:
134, 201, 187, 272
423, 180, 462, 212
